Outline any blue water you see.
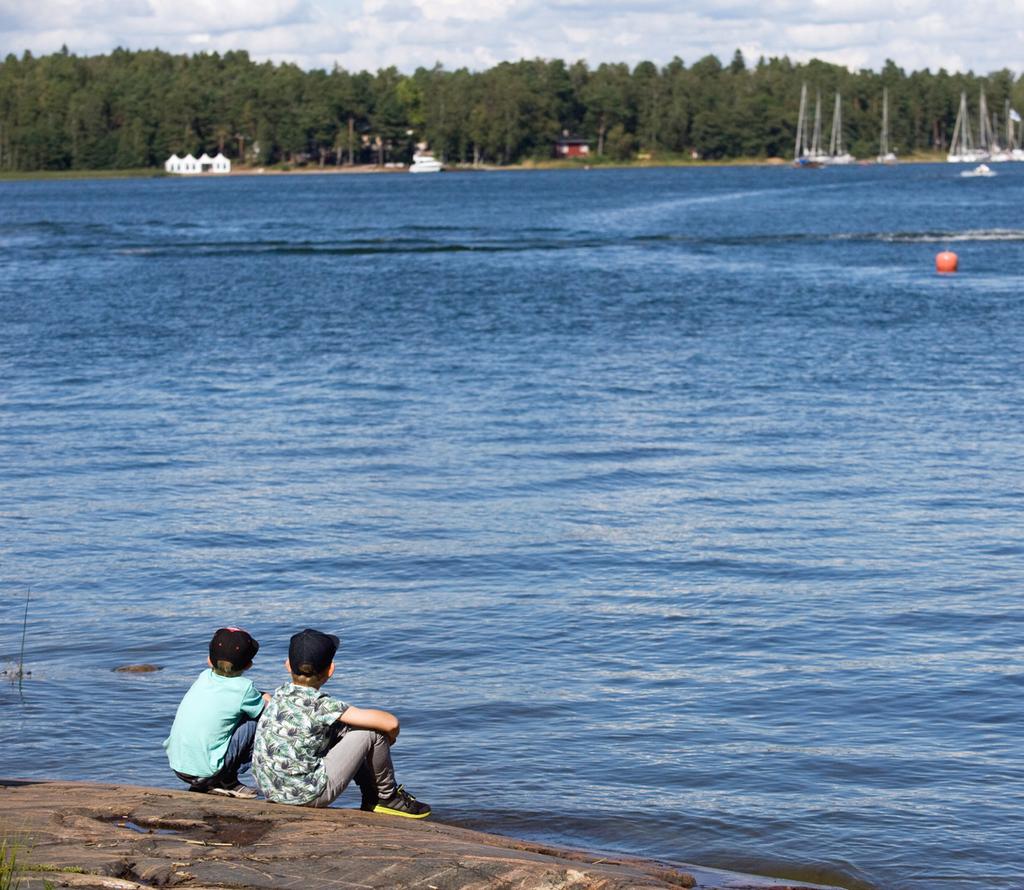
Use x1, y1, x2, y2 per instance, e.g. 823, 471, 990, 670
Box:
2, 165, 1023, 889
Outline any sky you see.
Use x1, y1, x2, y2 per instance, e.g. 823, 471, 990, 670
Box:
1, 0, 1022, 75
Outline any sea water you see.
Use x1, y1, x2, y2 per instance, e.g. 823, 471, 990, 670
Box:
1, 164, 1022, 889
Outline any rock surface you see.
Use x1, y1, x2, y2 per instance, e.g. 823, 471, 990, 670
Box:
0, 781, 841, 890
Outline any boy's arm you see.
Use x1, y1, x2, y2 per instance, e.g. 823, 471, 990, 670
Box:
241, 684, 268, 719
339, 706, 400, 743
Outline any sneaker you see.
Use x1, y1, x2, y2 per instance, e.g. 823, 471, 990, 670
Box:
373, 786, 430, 819
208, 781, 259, 800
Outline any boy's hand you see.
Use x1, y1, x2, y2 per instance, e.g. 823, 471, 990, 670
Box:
262, 692, 272, 704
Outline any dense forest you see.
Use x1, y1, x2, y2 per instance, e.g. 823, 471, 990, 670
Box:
1, 46, 1022, 170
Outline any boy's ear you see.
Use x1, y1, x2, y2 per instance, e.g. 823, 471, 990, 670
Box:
207, 656, 213, 668
284, 657, 292, 673
327, 661, 336, 679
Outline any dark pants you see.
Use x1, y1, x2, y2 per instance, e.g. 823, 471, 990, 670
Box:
174, 715, 258, 791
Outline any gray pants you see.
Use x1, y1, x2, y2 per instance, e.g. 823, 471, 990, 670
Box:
306, 725, 398, 808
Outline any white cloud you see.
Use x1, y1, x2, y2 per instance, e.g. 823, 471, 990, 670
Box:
2, 0, 1024, 73
144, 0, 312, 33
411, 0, 515, 23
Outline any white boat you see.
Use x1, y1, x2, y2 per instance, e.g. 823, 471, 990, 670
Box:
877, 86, 897, 164
793, 84, 825, 167
977, 89, 1008, 161
823, 92, 855, 165
947, 91, 987, 163
409, 152, 443, 174
960, 163, 996, 178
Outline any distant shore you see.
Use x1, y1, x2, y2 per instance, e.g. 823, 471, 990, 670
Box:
0, 152, 951, 182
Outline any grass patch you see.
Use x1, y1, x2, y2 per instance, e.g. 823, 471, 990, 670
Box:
1, 837, 91, 889
1, 837, 22, 890
0, 168, 166, 181
21, 864, 86, 874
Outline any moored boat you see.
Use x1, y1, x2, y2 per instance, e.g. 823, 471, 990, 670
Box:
793, 83, 826, 167
410, 152, 443, 174
947, 91, 988, 163
822, 92, 855, 165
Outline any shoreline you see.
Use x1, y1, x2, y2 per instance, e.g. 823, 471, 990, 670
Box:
0, 154, 951, 182
0, 780, 848, 890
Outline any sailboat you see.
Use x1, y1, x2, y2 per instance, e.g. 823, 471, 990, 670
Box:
793, 83, 824, 167
810, 90, 827, 164
823, 92, 855, 164
947, 92, 984, 163
983, 91, 1010, 162
877, 86, 897, 164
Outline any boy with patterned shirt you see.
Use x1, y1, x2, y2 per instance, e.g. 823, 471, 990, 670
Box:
252, 628, 430, 817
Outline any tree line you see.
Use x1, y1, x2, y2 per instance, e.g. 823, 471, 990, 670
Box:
1, 46, 1022, 171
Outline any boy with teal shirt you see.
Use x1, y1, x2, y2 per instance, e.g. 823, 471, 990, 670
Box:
164, 627, 270, 798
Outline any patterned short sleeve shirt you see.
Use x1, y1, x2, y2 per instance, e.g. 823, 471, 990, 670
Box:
252, 682, 349, 805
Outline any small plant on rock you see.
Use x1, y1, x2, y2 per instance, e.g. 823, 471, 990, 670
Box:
0, 837, 22, 890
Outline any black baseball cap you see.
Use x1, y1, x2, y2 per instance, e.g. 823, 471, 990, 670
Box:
289, 628, 340, 676
209, 627, 260, 670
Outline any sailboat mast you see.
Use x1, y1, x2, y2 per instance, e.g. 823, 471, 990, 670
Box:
978, 88, 989, 151
964, 93, 974, 153
795, 82, 807, 160
812, 90, 822, 157
829, 94, 837, 155
880, 86, 889, 156
949, 92, 966, 156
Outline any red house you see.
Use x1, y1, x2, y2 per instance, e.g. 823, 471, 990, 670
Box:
554, 134, 591, 158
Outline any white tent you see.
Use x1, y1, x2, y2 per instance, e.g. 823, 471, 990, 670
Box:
165, 151, 232, 174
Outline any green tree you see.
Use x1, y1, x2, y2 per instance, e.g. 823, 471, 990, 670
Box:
582, 62, 631, 156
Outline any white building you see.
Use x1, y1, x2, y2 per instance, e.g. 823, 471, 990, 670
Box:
164, 151, 232, 175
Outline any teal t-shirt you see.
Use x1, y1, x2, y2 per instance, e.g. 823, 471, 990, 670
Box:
164, 668, 264, 778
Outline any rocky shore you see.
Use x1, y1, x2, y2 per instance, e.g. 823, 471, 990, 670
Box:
0, 781, 842, 890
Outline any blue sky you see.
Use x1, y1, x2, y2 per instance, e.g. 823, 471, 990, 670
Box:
0, 0, 1020, 74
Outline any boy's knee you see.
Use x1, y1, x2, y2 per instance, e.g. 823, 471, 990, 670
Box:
345, 727, 384, 742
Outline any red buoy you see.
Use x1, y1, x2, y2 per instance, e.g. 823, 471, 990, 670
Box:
936, 251, 958, 273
